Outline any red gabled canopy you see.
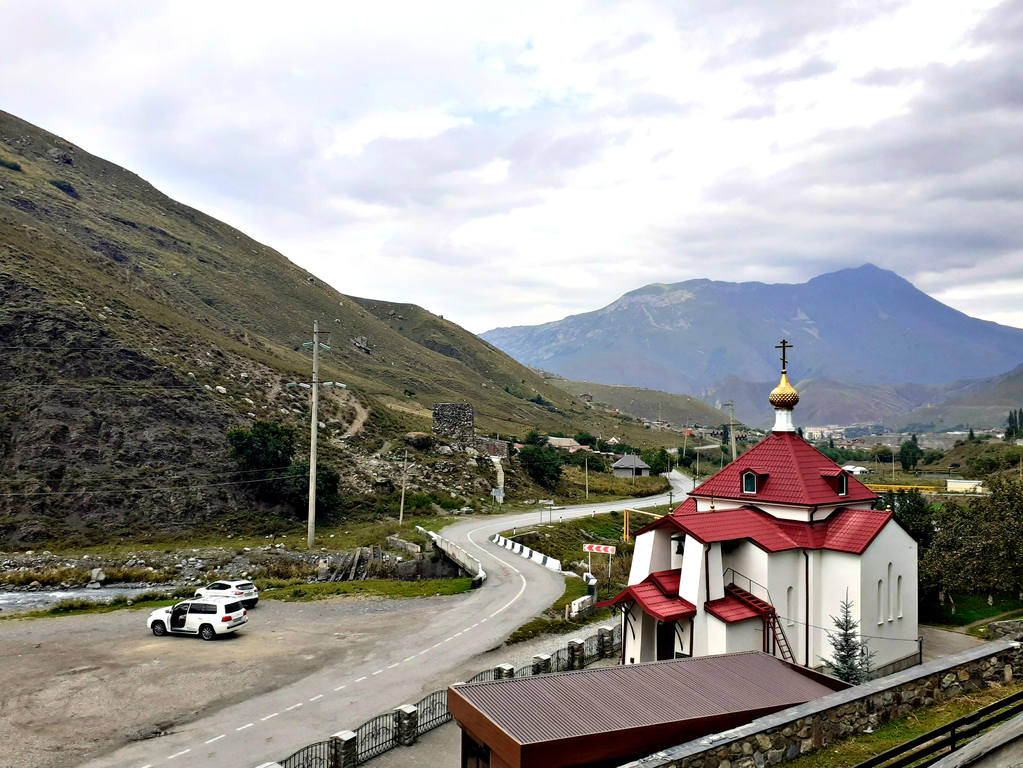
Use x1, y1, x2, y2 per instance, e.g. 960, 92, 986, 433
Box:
634, 505, 893, 555
597, 569, 696, 622
690, 431, 876, 507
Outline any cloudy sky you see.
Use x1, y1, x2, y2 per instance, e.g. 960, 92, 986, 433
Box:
3, 0, 1022, 333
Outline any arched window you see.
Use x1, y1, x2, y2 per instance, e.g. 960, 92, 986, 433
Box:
786, 586, 794, 626
887, 562, 893, 621
897, 575, 903, 618
742, 471, 757, 494
877, 579, 884, 625
838, 473, 847, 495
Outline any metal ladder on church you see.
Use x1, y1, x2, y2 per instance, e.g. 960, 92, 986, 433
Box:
767, 613, 795, 663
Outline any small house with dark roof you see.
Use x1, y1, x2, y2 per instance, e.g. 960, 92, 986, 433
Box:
449, 651, 848, 768
599, 343, 918, 672
612, 453, 651, 478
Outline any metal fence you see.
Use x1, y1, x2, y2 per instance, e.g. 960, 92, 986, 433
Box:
415, 689, 450, 735
281, 739, 333, 768
276, 624, 623, 767
355, 712, 396, 764
466, 668, 496, 684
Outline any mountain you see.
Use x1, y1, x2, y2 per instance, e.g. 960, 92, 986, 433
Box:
0, 110, 657, 545
543, 377, 729, 428
894, 363, 1023, 432
481, 266, 1023, 426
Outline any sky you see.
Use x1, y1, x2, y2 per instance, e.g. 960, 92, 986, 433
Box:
2, 0, 1023, 333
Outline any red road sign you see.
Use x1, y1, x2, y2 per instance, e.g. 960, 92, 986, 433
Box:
583, 544, 616, 554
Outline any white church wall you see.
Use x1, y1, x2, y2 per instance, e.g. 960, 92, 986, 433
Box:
705, 612, 728, 656
707, 543, 724, 600
858, 521, 919, 668
628, 528, 672, 585
624, 601, 657, 664
678, 534, 705, 603
723, 541, 769, 588
766, 549, 804, 663
726, 617, 764, 653
817, 550, 861, 667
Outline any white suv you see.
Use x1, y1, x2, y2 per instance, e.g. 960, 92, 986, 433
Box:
194, 579, 259, 608
148, 597, 248, 640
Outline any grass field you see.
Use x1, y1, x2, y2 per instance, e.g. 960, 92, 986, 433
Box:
920, 592, 1023, 627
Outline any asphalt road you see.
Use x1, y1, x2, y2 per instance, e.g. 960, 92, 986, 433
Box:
76, 472, 691, 768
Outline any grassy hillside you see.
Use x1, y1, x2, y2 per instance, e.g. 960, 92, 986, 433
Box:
0, 110, 676, 545
545, 377, 728, 427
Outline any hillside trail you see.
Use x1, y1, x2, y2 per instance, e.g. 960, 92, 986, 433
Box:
342, 392, 369, 438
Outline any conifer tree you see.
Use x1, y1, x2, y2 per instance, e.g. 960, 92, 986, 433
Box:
824, 595, 874, 685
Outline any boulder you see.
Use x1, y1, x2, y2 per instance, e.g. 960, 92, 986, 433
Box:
90, 567, 106, 584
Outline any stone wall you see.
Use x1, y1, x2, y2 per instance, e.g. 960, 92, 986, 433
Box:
415, 525, 487, 587
624, 640, 1023, 768
432, 403, 474, 442
988, 619, 1023, 640
474, 437, 509, 458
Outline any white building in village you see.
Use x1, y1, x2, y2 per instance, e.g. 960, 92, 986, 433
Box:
601, 347, 918, 672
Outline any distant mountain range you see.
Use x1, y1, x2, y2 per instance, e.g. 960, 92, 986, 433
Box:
482, 266, 1023, 428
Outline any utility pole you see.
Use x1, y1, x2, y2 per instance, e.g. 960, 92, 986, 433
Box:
307, 320, 321, 549
724, 401, 737, 462
398, 448, 410, 526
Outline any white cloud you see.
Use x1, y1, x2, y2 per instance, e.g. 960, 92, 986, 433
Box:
2, 0, 1022, 336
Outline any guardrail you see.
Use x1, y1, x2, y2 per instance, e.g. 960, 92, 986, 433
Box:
415, 525, 487, 587
490, 533, 562, 571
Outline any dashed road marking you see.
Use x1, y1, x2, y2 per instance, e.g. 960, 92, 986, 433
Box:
236, 723, 254, 732
168, 749, 191, 760
261, 713, 279, 721
334, 684, 347, 691
387, 662, 399, 669
355, 675, 367, 682
309, 694, 324, 702
403, 655, 416, 662
371, 669, 383, 675
205, 735, 225, 744
285, 703, 303, 711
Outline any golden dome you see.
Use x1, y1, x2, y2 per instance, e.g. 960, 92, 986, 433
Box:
769, 372, 800, 409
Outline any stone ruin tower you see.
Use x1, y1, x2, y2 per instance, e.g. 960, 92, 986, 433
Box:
432, 402, 475, 442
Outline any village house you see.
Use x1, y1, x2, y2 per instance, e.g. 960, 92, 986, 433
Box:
612, 453, 651, 478
601, 344, 918, 672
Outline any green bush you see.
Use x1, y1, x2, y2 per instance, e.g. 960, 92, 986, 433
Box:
48, 179, 79, 198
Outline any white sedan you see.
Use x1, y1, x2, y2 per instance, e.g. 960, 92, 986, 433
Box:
194, 579, 259, 608
148, 597, 248, 640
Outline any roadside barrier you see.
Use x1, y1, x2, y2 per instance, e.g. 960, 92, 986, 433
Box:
264, 624, 622, 768
490, 533, 562, 572
415, 525, 487, 587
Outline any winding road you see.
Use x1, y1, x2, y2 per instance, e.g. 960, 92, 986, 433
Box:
77, 472, 691, 768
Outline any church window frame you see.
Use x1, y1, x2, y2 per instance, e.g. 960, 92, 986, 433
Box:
786, 585, 795, 626
897, 574, 903, 619
838, 473, 848, 496
877, 579, 884, 625
887, 562, 893, 621
742, 471, 757, 494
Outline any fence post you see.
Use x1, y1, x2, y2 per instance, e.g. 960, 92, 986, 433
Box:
495, 663, 514, 679
598, 626, 615, 658
568, 639, 585, 670
532, 654, 552, 675
394, 704, 418, 746
331, 730, 357, 768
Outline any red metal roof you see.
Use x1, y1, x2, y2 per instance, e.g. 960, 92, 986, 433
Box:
636, 505, 893, 554
449, 652, 848, 750
596, 569, 696, 622
705, 595, 762, 623
690, 431, 877, 507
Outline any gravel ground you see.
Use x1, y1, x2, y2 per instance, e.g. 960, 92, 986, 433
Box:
0, 594, 469, 768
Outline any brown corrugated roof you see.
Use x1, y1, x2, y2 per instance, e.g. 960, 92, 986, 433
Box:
450, 651, 845, 745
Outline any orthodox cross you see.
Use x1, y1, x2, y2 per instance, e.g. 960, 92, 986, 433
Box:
775, 339, 792, 372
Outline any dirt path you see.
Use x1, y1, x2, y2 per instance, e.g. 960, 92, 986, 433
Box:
342, 392, 369, 438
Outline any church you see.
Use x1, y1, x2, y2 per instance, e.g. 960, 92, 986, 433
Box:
600, 342, 919, 672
